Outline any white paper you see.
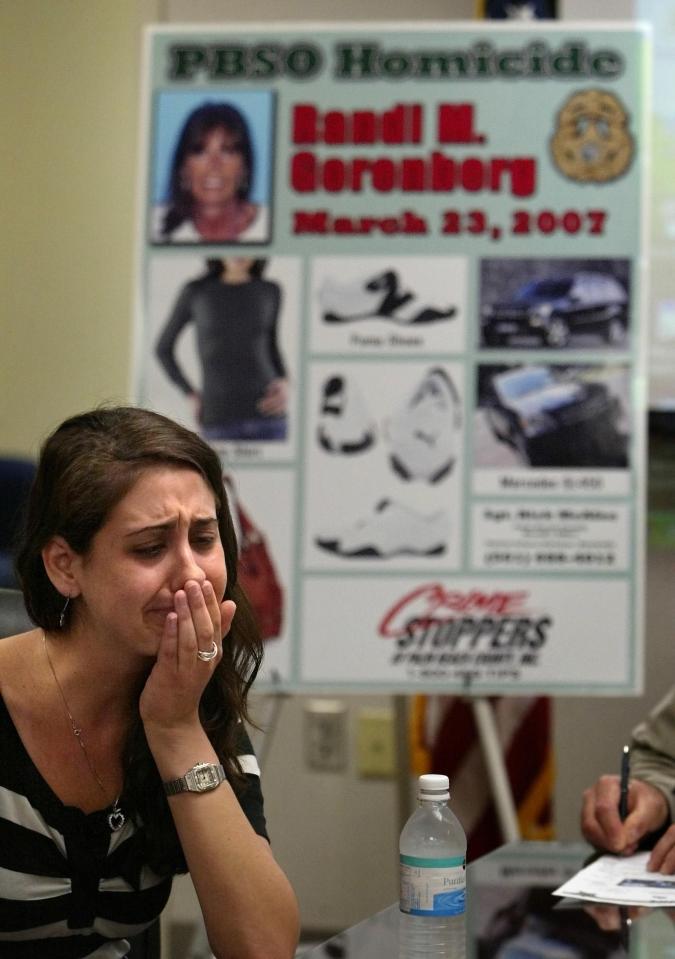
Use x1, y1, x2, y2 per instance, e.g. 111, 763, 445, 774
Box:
553, 853, 675, 907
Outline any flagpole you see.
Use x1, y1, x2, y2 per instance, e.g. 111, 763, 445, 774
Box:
394, 694, 414, 833
471, 697, 521, 843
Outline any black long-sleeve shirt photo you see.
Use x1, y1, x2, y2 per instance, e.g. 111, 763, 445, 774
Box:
156, 276, 285, 429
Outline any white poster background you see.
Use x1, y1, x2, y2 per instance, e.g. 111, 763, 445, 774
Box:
137, 23, 648, 693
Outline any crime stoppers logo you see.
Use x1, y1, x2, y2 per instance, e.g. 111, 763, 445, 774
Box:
378, 584, 552, 679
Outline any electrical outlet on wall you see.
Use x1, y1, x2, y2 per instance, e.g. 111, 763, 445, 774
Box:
356, 707, 396, 778
304, 699, 347, 771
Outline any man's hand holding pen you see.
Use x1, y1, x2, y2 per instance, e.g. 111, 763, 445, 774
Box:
581, 772, 670, 864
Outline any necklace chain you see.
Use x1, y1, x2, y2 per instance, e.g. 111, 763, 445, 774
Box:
42, 632, 125, 832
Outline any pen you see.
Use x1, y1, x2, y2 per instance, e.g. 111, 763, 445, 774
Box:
618, 905, 631, 951
619, 744, 630, 821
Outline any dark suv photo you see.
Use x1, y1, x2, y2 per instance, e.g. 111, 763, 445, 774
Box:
481, 271, 628, 348
481, 365, 627, 467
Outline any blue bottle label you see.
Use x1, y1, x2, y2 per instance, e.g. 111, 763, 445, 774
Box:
400, 855, 466, 916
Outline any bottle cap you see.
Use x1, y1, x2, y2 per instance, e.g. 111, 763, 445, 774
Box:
418, 773, 450, 801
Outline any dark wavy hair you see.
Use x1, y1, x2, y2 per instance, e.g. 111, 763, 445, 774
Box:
15, 406, 262, 874
162, 101, 255, 238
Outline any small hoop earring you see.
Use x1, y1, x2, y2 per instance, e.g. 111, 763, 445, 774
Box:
59, 596, 70, 629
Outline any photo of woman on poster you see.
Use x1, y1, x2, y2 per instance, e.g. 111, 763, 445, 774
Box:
155, 257, 288, 441
151, 100, 270, 244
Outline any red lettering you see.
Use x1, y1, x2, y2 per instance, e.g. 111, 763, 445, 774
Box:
293, 210, 328, 233
400, 158, 426, 191
292, 105, 317, 144
378, 584, 529, 638
510, 158, 537, 198
291, 209, 429, 235
372, 158, 395, 191
350, 156, 370, 191
381, 103, 423, 144
323, 158, 346, 192
290, 102, 424, 145
489, 157, 509, 191
489, 157, 537, 197
352, 111, 377, 144
431, 152, 455, 191
412, 104, 423, 144
401, 210, 428, 233
379, 585, 446, 638
324, 110, 347, 145
290, 151, 536, 197
290, 152, 316, 191
334, 216, 358, 233
461, 158, 484, 192
436, 103, 485, 144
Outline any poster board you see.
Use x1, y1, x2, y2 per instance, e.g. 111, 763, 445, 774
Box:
135, 22, 648, 695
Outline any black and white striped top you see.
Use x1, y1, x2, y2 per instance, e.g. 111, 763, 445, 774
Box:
0, 697, 267, 957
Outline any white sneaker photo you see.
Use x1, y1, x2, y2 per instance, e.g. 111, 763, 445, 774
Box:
317, 374, 376, 454
319, 270, 456, 325
314, 498, 450, 558
385, 367, 461, 483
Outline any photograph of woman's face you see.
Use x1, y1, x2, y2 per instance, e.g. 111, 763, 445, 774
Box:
182, 127, 246, 209
150, 91, 274, 245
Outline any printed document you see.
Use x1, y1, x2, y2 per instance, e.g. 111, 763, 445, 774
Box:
554, 852, 675, 907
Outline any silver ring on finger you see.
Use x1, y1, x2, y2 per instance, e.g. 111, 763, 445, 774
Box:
197, 640, 219, 662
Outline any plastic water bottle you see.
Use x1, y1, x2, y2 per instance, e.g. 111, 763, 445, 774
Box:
399, 774, 466, 958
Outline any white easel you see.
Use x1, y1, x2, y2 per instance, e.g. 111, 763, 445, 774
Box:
469, 697, 521, 842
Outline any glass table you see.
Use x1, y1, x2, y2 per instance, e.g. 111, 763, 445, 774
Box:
298, 841, 675, 958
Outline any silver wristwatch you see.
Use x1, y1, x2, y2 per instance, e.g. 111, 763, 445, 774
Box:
163, 762, 227, 796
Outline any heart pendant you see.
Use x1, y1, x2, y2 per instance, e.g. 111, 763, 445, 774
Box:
108, 809, 126, 832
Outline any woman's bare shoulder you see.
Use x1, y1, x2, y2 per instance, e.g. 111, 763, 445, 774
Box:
0, 629, 42, 695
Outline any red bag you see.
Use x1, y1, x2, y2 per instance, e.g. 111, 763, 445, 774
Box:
225, 477, 284, 641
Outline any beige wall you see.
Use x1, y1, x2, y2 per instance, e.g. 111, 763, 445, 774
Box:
4, 0, 669, 952
0, 0, 155, 457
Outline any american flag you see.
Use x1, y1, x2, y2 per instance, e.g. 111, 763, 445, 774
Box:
411, 695, 554, 861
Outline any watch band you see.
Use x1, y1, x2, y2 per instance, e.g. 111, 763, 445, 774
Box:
163, 762, 227, 796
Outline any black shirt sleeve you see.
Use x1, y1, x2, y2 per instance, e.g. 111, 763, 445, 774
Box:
155, 281, 198, 396
266, 283, 286, 381
234, 724, 269, 842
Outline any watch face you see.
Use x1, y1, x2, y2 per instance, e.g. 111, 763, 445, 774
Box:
194, 765, 219, 790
